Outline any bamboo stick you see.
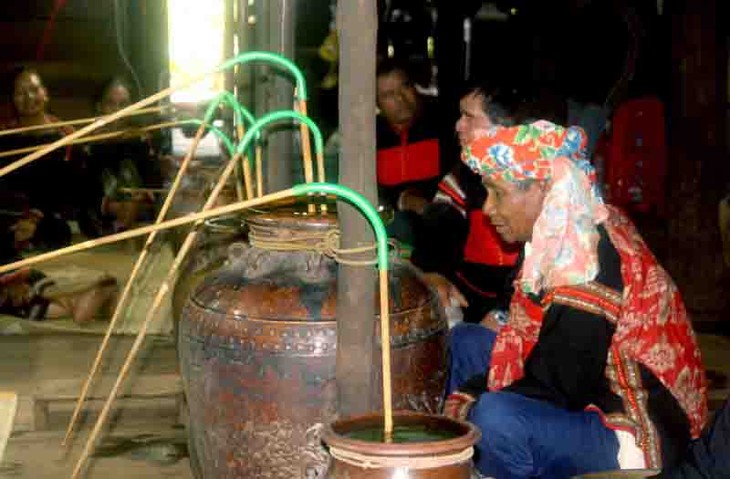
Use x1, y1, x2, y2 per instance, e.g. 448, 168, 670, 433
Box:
296, 98, 314, 185
255, 145, 264, 197
0, 83, 184, 179
61, 122, 214, 447
242, 156, 254, 200
0, 189, 293, 275
0, 53, 305, 180
379, 268, 393, 441
234, 123, 246, 201
317, 150, 328, 214
236, 122, 245, 143
233, 165, 245, 202
0, 106, 166, 138
71, 175, 286, 479
117, 187, 168, 195
316, 150, 326, 184
0, 120, 187, 160
297, 99, 315, 214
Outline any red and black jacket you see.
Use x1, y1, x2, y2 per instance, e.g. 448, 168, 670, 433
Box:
376, 98, 444, 209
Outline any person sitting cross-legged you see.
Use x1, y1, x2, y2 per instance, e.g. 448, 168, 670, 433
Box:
444, 120, 708, 479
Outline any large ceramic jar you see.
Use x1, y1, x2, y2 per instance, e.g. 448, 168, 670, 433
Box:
171, 215, 247, 325
178, 208, 448, 478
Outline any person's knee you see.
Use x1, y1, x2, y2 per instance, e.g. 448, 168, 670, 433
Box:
470, 392, 535, 479
473, 392, 524, 424
470, 392, 530, 441
448, 322, 472, 349
449, 322, 496, 352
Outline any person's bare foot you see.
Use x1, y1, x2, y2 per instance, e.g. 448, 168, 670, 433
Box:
48, 277, 118, 325
70, 276, 118, 325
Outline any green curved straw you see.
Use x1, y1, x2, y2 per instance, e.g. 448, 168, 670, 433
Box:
235, 110, 323, 160
203, 91, 256, 132
292, 182, 388, 271
203, 91, 260, 156
203, 92, 244, 129
236, 104, 256, 128
183, 119, 235, 156
218, 52, 307, 101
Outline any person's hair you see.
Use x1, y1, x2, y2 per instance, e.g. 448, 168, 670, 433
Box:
515, 90, 568, 125
461, 82, 528, 127
376, 57, 413, 84
6, 66, 43, 97
462, 81, 568, 126
94, 76, 132, 107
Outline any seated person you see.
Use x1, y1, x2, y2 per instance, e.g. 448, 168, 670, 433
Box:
376, 59, 445, 244
444, 120, 707, 478
85, 77, 162, 233
0, 67, 84, 247
412, 84, 523, 327
0, 212, 117, 325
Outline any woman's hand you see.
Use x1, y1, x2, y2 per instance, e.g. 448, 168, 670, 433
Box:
397, 189, 429, 215
480, 309, 507, 332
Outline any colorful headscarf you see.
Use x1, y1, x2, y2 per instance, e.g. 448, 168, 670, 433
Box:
462, 120, 609, 294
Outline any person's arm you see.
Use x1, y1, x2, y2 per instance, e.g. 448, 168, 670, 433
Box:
504, 298, 616, 411
444, 292, 616, 420
410, 163, 481, 272
410, 201, 468, 273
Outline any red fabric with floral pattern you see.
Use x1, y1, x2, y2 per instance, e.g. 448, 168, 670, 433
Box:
487, 206, 708, 438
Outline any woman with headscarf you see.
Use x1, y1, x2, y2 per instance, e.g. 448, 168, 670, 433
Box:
443, 120, 707, 478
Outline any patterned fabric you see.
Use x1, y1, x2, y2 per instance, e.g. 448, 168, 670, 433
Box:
604, 207, 707, 438
488, 207, 708, 443
443, 391, 476, 421
462, 121, 585, 183
462, 120, 608, 294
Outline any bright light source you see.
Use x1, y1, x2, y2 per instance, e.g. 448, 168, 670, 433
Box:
167, 0, 225, 103
510, 7, 518, 15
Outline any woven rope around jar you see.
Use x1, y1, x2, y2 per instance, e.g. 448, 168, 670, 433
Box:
248, 222, 392, 266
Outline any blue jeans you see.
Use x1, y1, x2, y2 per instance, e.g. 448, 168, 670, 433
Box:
469, 392, 620, 479
447, 322, 497, 395
449, 323, 620, 478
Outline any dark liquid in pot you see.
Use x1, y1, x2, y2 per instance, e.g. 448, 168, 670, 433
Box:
344, 424, 460, 443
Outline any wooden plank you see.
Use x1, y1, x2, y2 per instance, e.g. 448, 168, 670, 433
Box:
33, 374, 182, 401
0, 392, 17, 461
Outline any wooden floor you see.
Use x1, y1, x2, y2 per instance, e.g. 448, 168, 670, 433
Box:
0, 333, 192, 478
0, 327, 728, 478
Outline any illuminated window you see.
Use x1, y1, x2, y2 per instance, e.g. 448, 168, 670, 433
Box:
167, 0, 225, 103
